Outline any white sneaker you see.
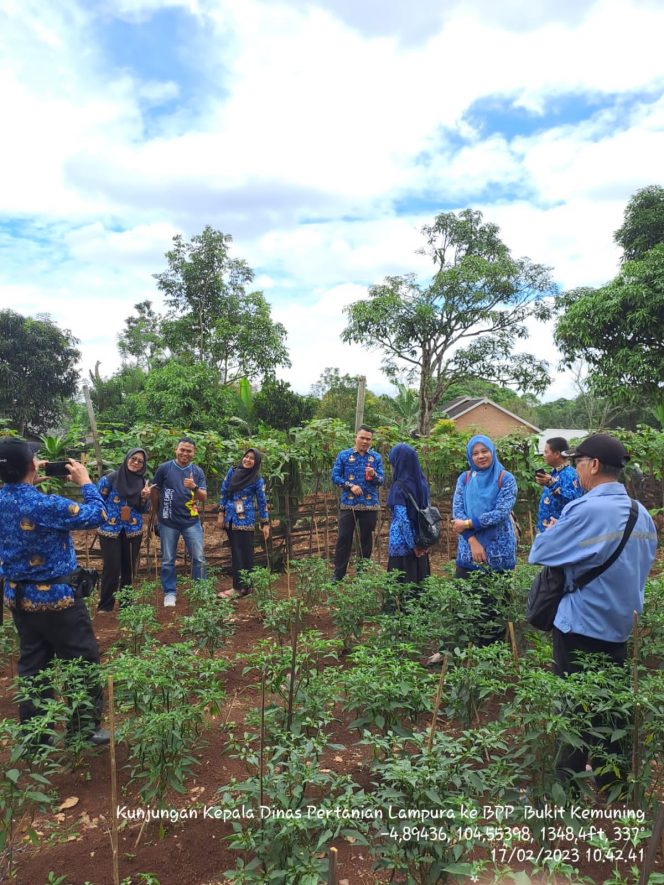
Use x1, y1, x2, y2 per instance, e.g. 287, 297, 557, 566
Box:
163, 593, 176, 607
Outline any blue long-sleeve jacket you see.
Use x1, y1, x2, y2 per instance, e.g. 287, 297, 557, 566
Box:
1, 482, 106, 611
331, 448, 384, 510
219, 470, 269, 531
529, 482, 657, 642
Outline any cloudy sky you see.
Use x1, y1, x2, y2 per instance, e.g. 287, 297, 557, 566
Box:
1, 0, 663, 402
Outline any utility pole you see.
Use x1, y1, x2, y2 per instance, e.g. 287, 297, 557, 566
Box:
82, 383, 104, 479
354, 375, 366, 431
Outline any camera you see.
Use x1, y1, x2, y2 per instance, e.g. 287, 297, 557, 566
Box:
45, 461, 70, 477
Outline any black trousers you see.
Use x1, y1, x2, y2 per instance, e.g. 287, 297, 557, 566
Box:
333, 509, 378, 581
552, 627, 628, 795
98, 532, 142, 610
228, 527, 255, 591
12, 599, 103, 730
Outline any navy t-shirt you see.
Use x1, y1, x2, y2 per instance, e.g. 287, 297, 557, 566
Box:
152, 461, 207, 528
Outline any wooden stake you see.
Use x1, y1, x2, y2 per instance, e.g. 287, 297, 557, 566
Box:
107, 676, 120, 885
631, 610, 641, 807
507, 622, 519, 667
286, 603, 300, 732
82, 382, 104, 480
328, 845, 338, 885
286, 552, 291, 598
427, 653, 449, 753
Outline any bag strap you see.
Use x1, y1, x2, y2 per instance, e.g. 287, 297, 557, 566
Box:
575, 499, 639, 589
465, 469, 505, 489
395, 480, 427, 511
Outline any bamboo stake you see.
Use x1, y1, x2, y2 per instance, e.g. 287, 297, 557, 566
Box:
427, 653, 449, 753
286, 603, 300, 733
631, 611, 641, 807
507, 622, 519, 667
84, 531, 91, 568
286, 552, 291, 598
107, 676, 120, 885
328, 845, 338, 885
639, 802, 664, 885
260, 671, 266, 813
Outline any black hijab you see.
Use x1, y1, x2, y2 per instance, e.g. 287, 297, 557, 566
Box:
107, 448, 148, 508
387, 443, 429, 525
226, 448, 263, 494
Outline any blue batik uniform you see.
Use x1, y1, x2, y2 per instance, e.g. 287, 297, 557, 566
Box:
452, 469, 518, 571
331, 448, 384, 509
388, 506, 416, 556
219, 470, 269, 531
97, 474, 148, 538
0, 483, 106, 611
537, 465, 582, 532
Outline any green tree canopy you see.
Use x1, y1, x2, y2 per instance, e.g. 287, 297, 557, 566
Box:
154, 225, 290, 383
117, 300, 165, 368
555, 245, 664, 407
311, 368, 383, 431
342, 209, 555, 434
0, 310, 80, 434
614, 185, 664, 262
253, 380, 317, 432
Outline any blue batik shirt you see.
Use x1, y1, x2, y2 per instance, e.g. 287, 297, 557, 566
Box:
452, 470, 518, 571
0, 482, 106, 611
219, 470, 269, 532
537, 464, 582, 532
97, 474, 149, 538
388, 505, 416, 556
331, 448, 384, 510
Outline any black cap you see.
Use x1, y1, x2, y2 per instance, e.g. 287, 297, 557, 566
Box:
0, 438, 41, 474
562, 434, 630, 468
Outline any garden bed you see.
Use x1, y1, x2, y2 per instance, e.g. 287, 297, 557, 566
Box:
1, 554, 663, 885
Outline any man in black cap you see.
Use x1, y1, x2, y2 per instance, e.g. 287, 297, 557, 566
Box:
0, 438, 110, 745
529, 433, 657, 796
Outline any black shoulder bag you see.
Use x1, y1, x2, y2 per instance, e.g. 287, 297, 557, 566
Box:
395, 482, 442, 548
526, 499, 638, 632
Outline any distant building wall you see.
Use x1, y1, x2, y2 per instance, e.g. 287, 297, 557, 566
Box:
453, 403, 532, 437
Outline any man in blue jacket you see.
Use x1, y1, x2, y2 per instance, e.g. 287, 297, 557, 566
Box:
0, 438, 109, 745
529, 433, 657, 796
331, 425, 384, 581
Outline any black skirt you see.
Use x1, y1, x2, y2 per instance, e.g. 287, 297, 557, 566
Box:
387, 552, 431, 586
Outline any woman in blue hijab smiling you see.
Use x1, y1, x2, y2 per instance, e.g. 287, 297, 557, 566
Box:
425, 434, 517, 663
387, 443, 431, 590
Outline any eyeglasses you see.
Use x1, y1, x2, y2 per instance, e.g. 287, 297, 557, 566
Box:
572, 456, 593, 466
128, 456, 145, 465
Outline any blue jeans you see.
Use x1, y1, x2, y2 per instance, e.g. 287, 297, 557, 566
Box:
159, 521, 207, 594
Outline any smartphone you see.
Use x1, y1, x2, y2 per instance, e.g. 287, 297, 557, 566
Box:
45, 461, 70, 477
535, 469, 547, 477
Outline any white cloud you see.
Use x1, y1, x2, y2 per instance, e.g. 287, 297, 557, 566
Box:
1, 0, 662, 409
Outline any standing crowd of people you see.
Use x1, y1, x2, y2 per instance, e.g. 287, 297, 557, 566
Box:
0, 424, 659, 798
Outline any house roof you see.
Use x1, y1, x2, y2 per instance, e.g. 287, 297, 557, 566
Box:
441, 396, 542, 432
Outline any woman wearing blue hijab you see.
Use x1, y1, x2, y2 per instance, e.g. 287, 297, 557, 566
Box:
387, 443, 431, 589
425, 434, 517, 663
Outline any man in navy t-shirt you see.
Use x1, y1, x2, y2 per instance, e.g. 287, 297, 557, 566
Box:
150, 438, 207, 607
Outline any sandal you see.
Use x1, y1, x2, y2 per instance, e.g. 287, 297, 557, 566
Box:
217, 589, 240, 600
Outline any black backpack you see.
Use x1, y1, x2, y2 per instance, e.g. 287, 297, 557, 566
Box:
396, 482, 441, 548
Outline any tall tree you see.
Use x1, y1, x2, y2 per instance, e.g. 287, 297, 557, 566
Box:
614, 185, 664, 262
555, 246, 664, 407
154, 226, 290, 383
342, 209, 555, 434
117, 300, 165, 368
0, 310, 80, 434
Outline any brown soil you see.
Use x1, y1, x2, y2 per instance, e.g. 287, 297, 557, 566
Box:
2, 558, 663, 885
